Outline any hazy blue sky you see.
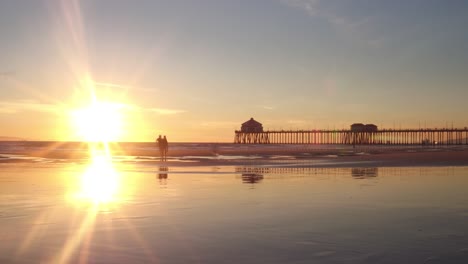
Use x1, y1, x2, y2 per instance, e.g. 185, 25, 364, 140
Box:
1, 0, 468, 141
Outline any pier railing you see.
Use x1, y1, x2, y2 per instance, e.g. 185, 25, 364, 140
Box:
234, 128, 468, 145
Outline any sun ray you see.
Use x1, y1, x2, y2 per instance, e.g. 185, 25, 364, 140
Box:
51, 205, 98, 264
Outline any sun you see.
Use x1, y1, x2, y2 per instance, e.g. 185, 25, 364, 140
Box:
71, 101, 124, 142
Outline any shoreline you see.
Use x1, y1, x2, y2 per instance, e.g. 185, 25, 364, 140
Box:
148, 149, 468, 168
1, 146, 468, 168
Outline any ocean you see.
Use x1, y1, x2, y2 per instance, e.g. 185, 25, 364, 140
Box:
1, 140, 462, 164
0, 141, 358, 164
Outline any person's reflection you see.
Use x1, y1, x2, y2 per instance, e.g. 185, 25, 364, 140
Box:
241, 173, 264, 184
157, 166, 168, 184
351, 167, 378, 179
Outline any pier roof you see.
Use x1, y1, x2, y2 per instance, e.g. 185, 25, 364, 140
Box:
241, 118, 264, 133
242, 118, 262, 127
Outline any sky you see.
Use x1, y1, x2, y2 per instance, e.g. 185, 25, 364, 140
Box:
1, 0, 468, 142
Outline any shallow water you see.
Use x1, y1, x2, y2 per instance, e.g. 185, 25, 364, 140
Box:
2, 141, 467, 161
1, 163, 468, 263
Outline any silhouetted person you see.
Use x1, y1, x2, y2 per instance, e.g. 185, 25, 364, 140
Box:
156, 135, 164, 161
162, 135, 169, 161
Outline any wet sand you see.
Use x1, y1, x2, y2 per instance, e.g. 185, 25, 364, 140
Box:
1, 162, 468, 263
132, 148, 468, 168
333, 148, 468, 167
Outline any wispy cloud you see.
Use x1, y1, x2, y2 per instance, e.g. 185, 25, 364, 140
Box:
259, 105, 275, 110
282, 0, 320, 16
0, 106, 16, 114
0, 100, 62, 114
0, 71, 15, 78
92, 81, 160, 93
92, 81, 132, 90
282, 0, 364, 27
102, 103, 185, 115
200, 121, 239, 128
147, 108, 186, 115
287, 119, 308, 125
282, 0, 382, 46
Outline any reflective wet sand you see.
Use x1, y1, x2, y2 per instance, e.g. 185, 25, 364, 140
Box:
1, 163, 468, 263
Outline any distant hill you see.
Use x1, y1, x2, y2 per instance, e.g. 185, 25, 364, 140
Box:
0, 136, 25, 141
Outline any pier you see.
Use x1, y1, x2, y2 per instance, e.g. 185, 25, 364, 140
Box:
234, 118, 468, 145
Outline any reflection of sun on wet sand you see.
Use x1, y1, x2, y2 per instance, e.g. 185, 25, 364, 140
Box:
76, 155, 121, 203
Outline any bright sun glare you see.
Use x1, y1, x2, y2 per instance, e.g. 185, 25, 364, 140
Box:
71, 101, 124, 142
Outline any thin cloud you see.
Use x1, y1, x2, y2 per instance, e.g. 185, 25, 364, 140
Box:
0, 106, 16, 114
287, 119, 307, 125
92, 81, 159, 93
0, 71, 15, 78
93, 81, 132, 90
259, 105, 275, 110
0, 100, 61, 114
282, 0, 320, 16
200, 121, 240, 128
147, 108, 186, 115
105, 104, 185, 115
282, 0, 381, 46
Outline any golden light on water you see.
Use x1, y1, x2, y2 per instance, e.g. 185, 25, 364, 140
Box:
69, 78, 129, 203
57, 153, 122, 263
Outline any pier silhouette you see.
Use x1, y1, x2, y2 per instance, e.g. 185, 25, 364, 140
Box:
234, 119, 468, 145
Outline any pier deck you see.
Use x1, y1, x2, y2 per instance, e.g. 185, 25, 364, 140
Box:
234, 128, 468, 145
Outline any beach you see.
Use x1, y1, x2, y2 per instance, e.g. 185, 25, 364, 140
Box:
3, 0, 468, 262
1, 143, 468, 263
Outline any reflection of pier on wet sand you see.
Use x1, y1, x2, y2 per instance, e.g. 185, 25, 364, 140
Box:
240, 173, 264, 184
351, 168, 378, 178
235, 166, 459, 184
236, 167, 380, 183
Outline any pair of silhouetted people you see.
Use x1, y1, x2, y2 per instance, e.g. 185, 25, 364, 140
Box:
156, 135, 169, 161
